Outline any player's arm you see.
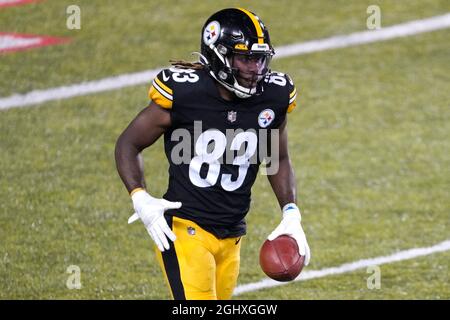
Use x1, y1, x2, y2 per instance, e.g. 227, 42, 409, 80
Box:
116, 67, 175, 193
267, 118, 296, 207
266, 117, 311, 265
115, 101, 170, 193
115, 102, 181, 252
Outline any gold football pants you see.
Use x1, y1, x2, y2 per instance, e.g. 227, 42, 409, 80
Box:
154, 216, 242, 300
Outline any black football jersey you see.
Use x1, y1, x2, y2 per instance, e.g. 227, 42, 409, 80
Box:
148, 67, 297, 238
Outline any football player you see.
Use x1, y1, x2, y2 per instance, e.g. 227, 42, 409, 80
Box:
115, 8, 310, 300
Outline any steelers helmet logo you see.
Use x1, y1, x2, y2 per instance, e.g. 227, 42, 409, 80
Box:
203, 21, 221, 45
258, 109, 275, 128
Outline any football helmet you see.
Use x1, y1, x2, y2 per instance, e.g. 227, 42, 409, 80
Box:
200, 8, 275, 98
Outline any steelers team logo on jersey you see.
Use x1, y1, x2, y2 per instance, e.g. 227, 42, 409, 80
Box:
203, 21, 221, 45
258, 109, 275, 128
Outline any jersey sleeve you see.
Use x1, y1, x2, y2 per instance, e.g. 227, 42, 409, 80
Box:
285, 74, 297, 113
148, 69, 174, 109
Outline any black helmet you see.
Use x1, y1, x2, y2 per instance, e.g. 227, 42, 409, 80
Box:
200, 8, 275, 98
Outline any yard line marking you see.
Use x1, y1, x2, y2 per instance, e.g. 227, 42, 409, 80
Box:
1, 13, 450, 110
275, 12, 450, 58
0, 69, 160, 110
233, 239, 450, 296
0, 0, 41, 8
0, 33, 70, 53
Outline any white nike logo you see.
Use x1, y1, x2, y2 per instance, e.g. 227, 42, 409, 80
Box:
162, 70, 170, 82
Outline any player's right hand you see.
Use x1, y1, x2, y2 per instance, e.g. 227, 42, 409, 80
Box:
129, 189, 182, 252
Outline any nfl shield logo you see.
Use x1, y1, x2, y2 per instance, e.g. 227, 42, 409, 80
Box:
227, 111, 237, 123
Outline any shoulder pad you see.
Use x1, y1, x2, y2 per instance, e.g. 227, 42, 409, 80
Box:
264, 71, 298, 113
285, 73, 297, 113
148, 68, 174, 109
148, 67, 203, 109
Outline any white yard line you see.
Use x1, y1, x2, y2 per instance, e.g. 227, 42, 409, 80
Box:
0, 35, 41, 50
274, 12, 450, 58
0, 69, 160, 110
1, 13, 450, 110
233, 239, 450, 296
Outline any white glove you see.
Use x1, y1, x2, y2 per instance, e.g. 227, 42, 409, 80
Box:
267, 203, 311, 266
128, 189, 182, 252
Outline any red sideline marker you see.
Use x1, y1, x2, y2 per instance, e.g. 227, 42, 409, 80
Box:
0, 0, 41, 8
0, 32, 70, 53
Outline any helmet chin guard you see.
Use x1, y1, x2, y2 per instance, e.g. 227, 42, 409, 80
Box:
206, 47, 259, 99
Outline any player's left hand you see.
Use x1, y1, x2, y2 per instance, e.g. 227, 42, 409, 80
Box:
267, 203, 311, 266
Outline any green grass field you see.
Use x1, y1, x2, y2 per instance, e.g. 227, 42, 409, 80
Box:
1, 0, 449, 299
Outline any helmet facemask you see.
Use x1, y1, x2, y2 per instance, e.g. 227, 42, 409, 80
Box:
229, 52, 272, 97
207, 43, 274, 98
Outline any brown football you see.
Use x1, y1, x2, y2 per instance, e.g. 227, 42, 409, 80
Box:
259, 235, 305, 282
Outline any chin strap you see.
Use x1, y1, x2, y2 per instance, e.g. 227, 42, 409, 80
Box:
208, 70, 254, 99
191, 52, 209, 66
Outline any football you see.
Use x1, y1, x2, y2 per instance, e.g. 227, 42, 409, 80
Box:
259, 235, 305, 282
